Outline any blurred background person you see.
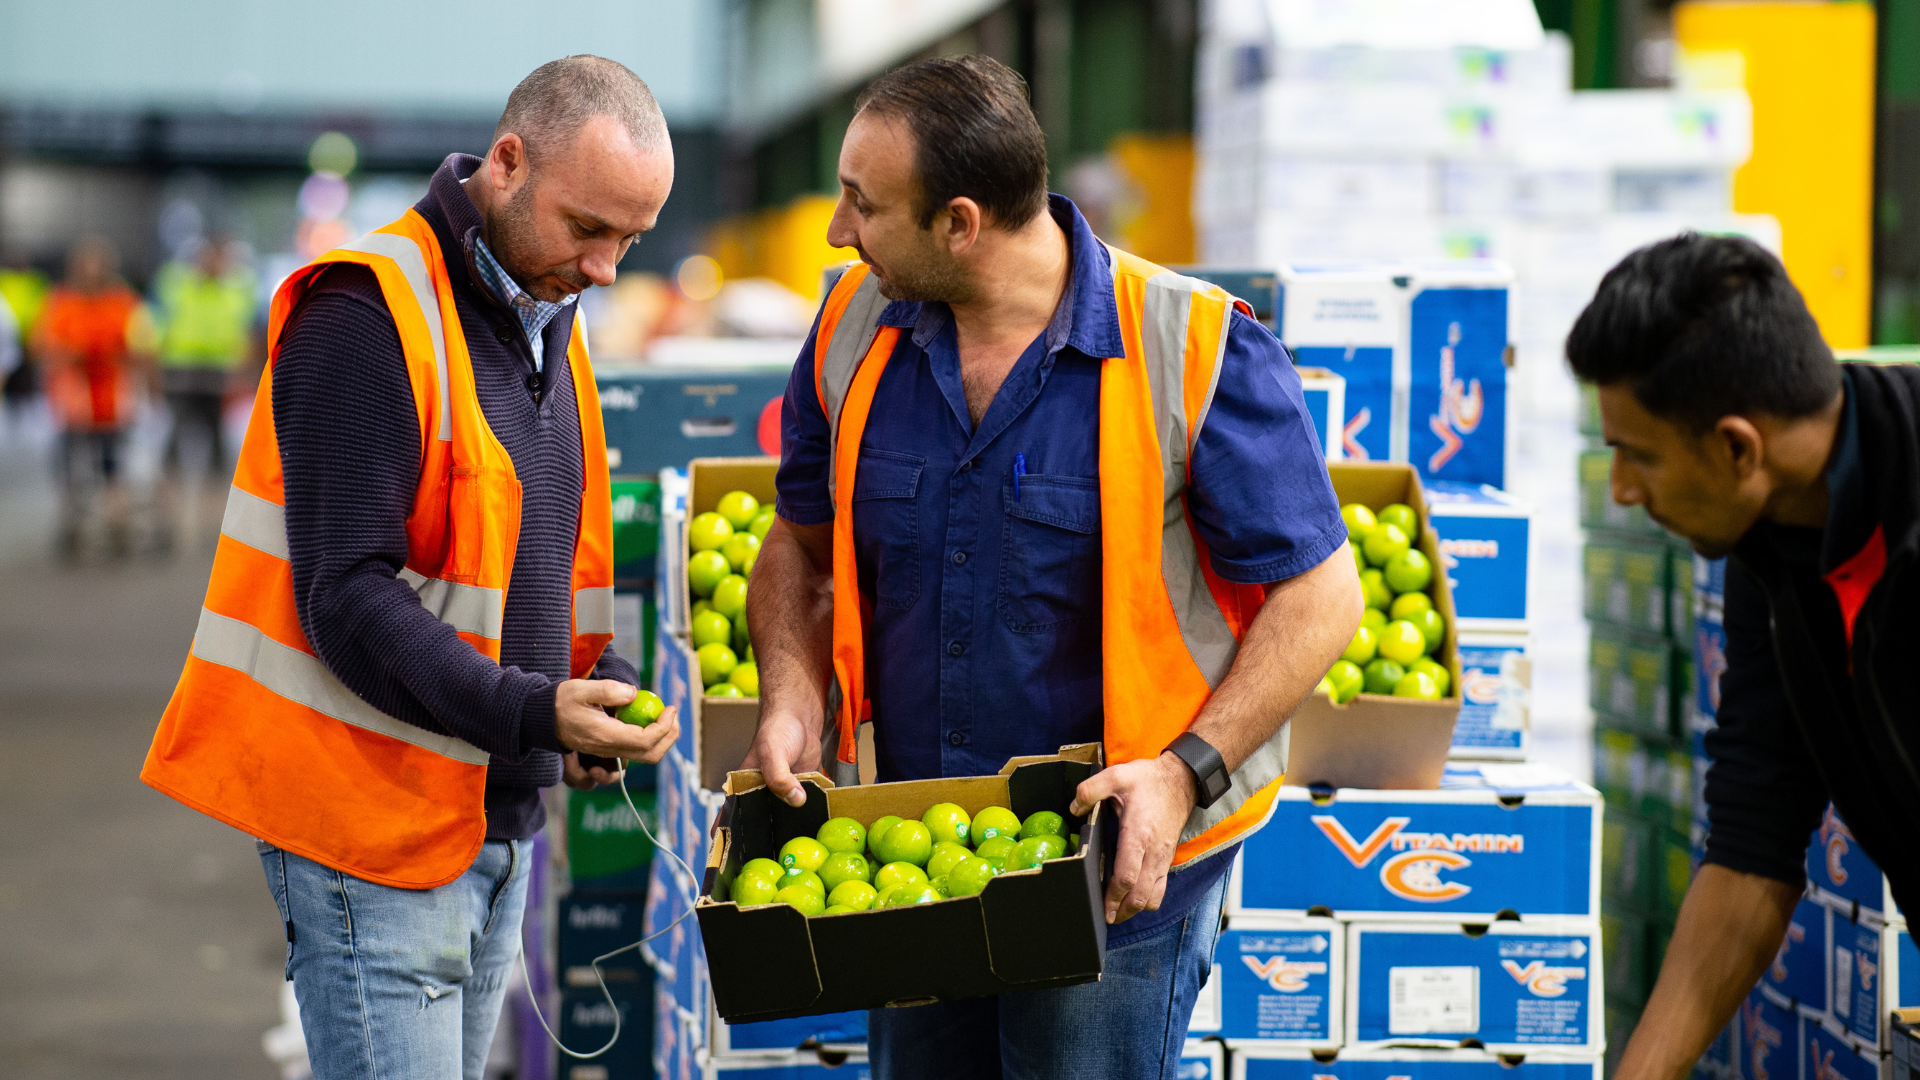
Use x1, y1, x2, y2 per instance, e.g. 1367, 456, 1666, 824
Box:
33, 235, 155, 559
149, 234, 258, 552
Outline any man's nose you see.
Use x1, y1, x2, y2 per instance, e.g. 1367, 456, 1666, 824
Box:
581, 244, 620, 288
1610, 461, 1644, 506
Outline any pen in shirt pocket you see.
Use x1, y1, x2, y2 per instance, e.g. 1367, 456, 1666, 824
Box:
1013, 453, 1026, 501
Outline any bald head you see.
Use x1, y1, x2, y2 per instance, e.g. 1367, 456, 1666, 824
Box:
495, 55, 668, 163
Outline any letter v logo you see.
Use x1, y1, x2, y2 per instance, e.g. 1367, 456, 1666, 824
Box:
1312, 815, 1411, 869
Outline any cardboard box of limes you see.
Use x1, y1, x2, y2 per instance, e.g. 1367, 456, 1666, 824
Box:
680, 456, 776, 701
695, 744, 1109, 1023
1297, 462, 1463, 787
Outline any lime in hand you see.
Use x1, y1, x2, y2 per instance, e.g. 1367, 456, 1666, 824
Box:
689, 512, 733, 552
1019, 810, 1065, 840
688, 550, 730, 598
827, 880, 878, 911
922, 802, 971, 846
779, 836, 829, 874
816, 817, 866, 854
613, 690, 665, 727
873, 820, 934, 867
970, 806, 1020, 845
716, 490, 761, 530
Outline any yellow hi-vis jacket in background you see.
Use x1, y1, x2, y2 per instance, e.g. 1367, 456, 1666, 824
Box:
812, 250, 1284, 869
142, 210, 616, 889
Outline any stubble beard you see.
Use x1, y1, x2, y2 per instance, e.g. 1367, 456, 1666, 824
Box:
487, 179, 593, 303
863, 240, 972, 306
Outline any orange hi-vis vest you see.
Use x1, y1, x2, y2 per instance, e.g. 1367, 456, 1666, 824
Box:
813, 252, 1286, 869
141, 210, 616, 889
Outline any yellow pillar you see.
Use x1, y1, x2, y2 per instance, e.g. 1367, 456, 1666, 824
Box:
1674, 1, 1877, 348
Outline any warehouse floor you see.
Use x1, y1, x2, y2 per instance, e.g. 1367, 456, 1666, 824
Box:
0, 406, 282, 1080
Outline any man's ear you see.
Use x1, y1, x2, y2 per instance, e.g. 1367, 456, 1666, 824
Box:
1715, 415, 1767, 481
942, 197, 984, 256
487, 133, 528, 193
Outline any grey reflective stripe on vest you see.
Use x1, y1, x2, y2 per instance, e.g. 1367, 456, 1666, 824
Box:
341, 232, 452, 443
574, 585, 616, 637
818, 272, 893, 504
221, 486, 291, 560
191, 606, 490, 765
398, 567, 506, 641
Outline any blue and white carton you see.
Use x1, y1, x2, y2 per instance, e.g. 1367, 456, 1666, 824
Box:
1230, 763, 1599, 922
1298, 367, 1349, 461
1831, 916, 1886, 1049
1346, 921, 1602, 1053
1805, 1015, 1884, 1080
1183, 1039, 1227, 1080
1232, 1047, 1603, 1080
1279, 261, 1514, 488
705, 1002, 867, 1059
1451, 631, 1531, 761
1217, 916, 1345, 1047
1425, 481, 1532, 630
1761, 898, 1832, 1014
1741, 987, 1801, 1080
1808, 806, 1888, 924
703, 1050, 872, 1079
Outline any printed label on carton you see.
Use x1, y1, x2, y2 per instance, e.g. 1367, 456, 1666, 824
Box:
1742, 988, 1797, 1080
1832, 920, 1883, 1046
1807, 1016, 1881, 1080
1350, 925, 1596, 1049
1220, 923, 1340, 1043
1451, 639, 1528, 756
1408, 287, 1508, 487
1435, 513, 1530, 624
1295, 344, 1395, 463
1390, 966, 1479, 1033
1235, 1049, 1604, 1080
1764, 898, 1831, 1012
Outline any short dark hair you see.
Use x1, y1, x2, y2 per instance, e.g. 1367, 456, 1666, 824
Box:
1566, 232, 1840, 431
855, 55, 1050, 230
496, 55, 668, 163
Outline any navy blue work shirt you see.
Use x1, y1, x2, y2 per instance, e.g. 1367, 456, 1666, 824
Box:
775, 195, 1347, 944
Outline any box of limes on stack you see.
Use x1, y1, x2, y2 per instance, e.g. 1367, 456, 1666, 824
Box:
697, 744, 1108, 1022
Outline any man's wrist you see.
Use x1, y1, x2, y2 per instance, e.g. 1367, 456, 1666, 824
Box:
1159, 750, 1199, 809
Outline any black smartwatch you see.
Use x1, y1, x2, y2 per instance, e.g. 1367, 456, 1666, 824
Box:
1165, 733, 1231, 809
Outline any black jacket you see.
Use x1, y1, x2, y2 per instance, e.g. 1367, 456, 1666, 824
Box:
1703, 362, 1920, 913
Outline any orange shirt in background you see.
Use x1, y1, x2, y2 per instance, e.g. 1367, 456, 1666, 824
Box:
37, 286, 144, 431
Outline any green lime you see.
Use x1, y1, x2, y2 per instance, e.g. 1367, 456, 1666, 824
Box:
696, 643, 738, 687
731, 873, 780, 906
742, 548, 759, 577
1393, 670, 1441, 699
1342, 625, 1378, 666
780, 836, 829, 874
1410, 656, 1451, 696
867, 816, 903, 859
875, 883, 903, 907
691, 599, 714, 618
716, 490, 761, 530
1014, 835, 1066, 868
884, 884, 940, 907
1385, 549, 1432, 594
721, 532, 761, 573
974, 836, 1017, 862
946, 855, 998, 896
1315, 675, 1334, 698
1408, 608, 1444, 653
817, 817, 866, 854
741, 857, 785, 883
1359, 607, 1387, 632
749, 508, 776, 542
819, 851, 872, 891
688, 550, 730, 597
711, 574, 749, 619
1377, 503, 1417, 534
1378, 620, 1425, 665
922, 802, 971, 846
732, 611, 752, 655
1389, 592, 1433, 620
1068, 833, 1079, 855
1363, 523, 1411, 567
1359, 568, 1394, 610
874, 862, 929, 893
689, 511, 734, 552
971, 806, 1020, 846
822, 904, 854, 915
1327, 660, 1365, 704
614, 690, 664, 727
774, 884, 824, 915
784, 869, 826, 897
706, 683, 744, 698
873, 820, 933, 867
1341, 503, 1378, 542
728, 662, 760, 697
929, 875, 951, 898
828, 880, 878, 911
1349, 540, 1367, 573
1019, 810, 1065, 840
1363, 658, 1407, 696
691, 609, 733, 649
926, 842, 972, 879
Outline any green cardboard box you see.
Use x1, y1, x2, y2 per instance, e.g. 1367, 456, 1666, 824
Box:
567, 786, 656, 892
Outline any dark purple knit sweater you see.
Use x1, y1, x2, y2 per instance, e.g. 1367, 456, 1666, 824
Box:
273, 153, 636, 840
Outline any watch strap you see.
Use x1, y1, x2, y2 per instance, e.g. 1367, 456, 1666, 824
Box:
1166, 732, 1231, 810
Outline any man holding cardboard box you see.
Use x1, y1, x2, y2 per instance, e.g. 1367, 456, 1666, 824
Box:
1570, 233, 1920, 1080
743, 55, 1362, 1078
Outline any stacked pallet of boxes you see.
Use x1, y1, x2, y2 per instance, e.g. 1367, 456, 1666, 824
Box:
644, 460, 876, 1079
1578, 390, 1702, 1065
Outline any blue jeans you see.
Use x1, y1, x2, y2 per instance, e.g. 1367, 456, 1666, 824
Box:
258, 839, 530, 1080
869, 866, 1228, 1080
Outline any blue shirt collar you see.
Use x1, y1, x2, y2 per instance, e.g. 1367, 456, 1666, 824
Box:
875, 194, 1126, 361
470, 233, 576, 338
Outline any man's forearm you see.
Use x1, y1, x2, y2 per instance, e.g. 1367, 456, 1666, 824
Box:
1189, 547, 1363, 772
1617, 864, 1800, 1080
744, 517, 834, 734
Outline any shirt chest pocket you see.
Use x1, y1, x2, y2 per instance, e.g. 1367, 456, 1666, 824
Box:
851, 449, 923, 610
999, 476, 1101, 633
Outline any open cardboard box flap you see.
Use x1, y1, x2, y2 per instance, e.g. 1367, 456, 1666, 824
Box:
697, 746, 1110, 1023
1284, 462, 1460, 791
